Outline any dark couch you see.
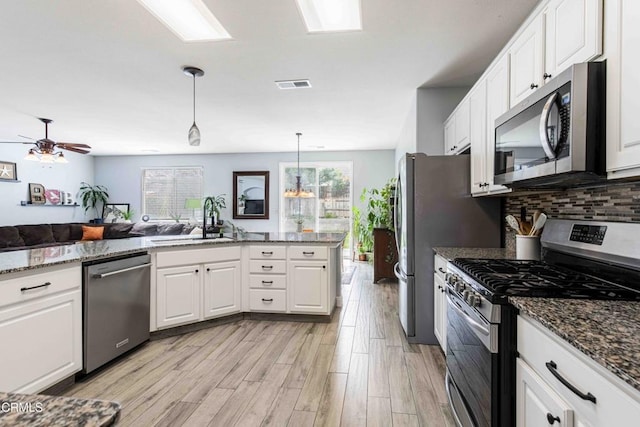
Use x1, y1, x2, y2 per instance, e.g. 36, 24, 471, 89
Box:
0, 222, 197, 252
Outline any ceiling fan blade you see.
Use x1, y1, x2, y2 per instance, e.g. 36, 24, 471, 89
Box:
59, 146, 90, 154
18, 134, 35, 140
56, 142, 92, 149
0, 141, 35, 144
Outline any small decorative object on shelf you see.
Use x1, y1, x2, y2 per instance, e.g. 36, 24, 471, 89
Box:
28, 183, 46, 204
103, 203, 131, 223
0, 161, 18, 181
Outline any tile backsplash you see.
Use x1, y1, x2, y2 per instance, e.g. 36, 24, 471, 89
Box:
503, 181, 640, 253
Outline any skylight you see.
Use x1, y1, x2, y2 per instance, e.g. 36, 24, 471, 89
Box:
136, 0, 232, 42
296, 0, 362, 33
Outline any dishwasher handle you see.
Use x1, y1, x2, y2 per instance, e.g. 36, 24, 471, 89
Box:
92, 263, 152, 279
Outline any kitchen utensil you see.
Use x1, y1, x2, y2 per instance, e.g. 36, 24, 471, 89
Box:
506, 215, 521, 234
520, 221, 532, 236
533, 210, 542, 226
529, 213, 548, 236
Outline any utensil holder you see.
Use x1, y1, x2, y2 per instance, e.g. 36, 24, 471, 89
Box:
516, 235, 541, 260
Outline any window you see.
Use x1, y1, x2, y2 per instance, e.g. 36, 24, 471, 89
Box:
279, 161, 353, 253
142, 167, 203, 220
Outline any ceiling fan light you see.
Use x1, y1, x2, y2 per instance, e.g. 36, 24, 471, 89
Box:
25, 149, 39, 161
40, 153, 55, 163
189, 122, 201, 146
55, 153, 69, 164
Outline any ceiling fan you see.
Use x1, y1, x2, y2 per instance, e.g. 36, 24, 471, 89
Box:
0, 117, 91, 163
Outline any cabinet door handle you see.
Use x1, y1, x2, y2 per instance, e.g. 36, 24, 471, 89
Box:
545, 361, 596, 403
262, 265, 273, 270
261, 298, 273, 303
450, 145, 457, 151
206, 268, 211, 272
546, 413, 560, 424
322, 265, 326, 269
530, 83, 539, 89
438, 267, 446, 274
543, 73, 552, 80
261, 251, 273, 255
262, 280, 273, 285
195, 269, 199, 273
20, 282, 51, 292
302, 251, 315, 256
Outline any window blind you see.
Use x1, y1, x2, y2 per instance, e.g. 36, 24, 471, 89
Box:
142, 167, 203, 220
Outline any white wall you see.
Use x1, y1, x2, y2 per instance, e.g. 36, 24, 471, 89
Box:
94, 150, 395, 232
394, 87, 469, 168
1, 144, 95, 226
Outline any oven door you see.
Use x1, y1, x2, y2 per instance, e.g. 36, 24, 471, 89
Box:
445, 287, 498, 427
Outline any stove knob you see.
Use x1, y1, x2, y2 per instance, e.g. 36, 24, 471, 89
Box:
444, 273, 452, 284
455, 282, 466, 293
462, 290, 471, 301
470, 294, 482, 308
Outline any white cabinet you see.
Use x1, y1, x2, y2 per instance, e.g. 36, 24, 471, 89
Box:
606, 0, 640, 177
155, 246, 242, 329
288, 261, 328, 314
469, 79, 489, 195
433, 254, 447, 352
0, 265, 82, 393
545, 0, 603, 79
444, 98, 471, 155
516, 358, 574, 427
517, 315, 640, 426
510, 14, 546, 106
203, 260, 241, 319
485, 55, 512, 195
248, 245, 288, 313
156, 265, 201, 328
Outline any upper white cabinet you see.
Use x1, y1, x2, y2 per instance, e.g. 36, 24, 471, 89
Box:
509, 14, 546, 106
545, 0, 603, 79
485, 55, 512, 194
470, 79, 489, 195
444, 98, 471, 155
606, 0, 640, 177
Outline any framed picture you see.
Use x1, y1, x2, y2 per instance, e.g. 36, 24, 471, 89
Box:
29, 183, 45, 204
103, 203, 130, 223
0, 161, 17, 181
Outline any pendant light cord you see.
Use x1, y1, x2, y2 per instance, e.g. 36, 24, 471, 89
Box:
193, 74, 196, 123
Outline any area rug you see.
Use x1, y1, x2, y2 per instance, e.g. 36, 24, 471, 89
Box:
341, 265, 357, 285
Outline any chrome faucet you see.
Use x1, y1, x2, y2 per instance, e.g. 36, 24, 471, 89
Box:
202, 196, 215, 239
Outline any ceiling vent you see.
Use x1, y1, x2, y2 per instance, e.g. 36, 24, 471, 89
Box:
275, 79, 312, 90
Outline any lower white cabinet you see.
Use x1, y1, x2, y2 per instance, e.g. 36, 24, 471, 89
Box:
517, 358, 574, 427
203, 260, 241, 319
288, 260, 328, 314
517, 315, 640, 426
433, 254, 447, 352
0, 265, 82, 393
156, 265, 201, 328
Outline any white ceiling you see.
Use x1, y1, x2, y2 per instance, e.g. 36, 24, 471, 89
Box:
0, 0, 538, 156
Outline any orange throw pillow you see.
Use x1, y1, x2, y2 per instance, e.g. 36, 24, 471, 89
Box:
81, 225, 104, 241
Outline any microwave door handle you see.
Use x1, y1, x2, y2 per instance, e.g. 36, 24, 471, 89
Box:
539, 92, 559, 160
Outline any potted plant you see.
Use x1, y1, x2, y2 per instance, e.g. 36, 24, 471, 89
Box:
352, 206, 373, 261
121, 209, 135, 223
79, 182, 109, 223
205, 194, 227, 225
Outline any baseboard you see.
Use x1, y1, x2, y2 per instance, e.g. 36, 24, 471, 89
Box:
41, 374, 76, 396
150, 313, 244, 339
336, 296, 343, 307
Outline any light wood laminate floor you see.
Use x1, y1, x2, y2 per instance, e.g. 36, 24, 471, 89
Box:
65, 262, 454, 426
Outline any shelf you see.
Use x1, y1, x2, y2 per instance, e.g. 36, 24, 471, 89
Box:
20, 202, 79, 207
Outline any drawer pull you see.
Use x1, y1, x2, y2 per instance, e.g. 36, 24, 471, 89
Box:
261, 298, 273, 303
302, 251, 315, 255
262, 265, 273, 270
546, 413, 560, 425
545, 360, 596, 403
262, 280, 274, 285
261, 251, 273, 255
20, 282, 51, 292
438, 267, 446, 274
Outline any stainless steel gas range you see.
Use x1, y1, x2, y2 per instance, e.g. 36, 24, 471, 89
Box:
444, 219, 640, 427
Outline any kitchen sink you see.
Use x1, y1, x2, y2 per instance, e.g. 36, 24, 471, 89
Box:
148, 236, 234, 245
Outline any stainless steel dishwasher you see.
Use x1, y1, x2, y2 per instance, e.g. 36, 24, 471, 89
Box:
82, 252, 151, 374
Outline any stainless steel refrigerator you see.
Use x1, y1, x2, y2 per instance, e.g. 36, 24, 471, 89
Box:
394, 153, 501, 344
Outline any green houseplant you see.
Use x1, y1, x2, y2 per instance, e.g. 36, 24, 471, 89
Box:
205, 194, 227, 225
352, 206, 373, 261
121, 209, 135, 223
79, 182, 109, 223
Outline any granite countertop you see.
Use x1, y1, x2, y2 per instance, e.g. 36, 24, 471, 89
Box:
0, 392, 120, 426
510, 297, 640, 392
433, 246, 516, 261
0, 232, 346, 275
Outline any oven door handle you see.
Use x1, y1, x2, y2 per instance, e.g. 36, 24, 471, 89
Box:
445, 372, 467, 427
445, 290, 490, 336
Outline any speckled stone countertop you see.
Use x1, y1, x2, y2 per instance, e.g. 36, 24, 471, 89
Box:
0, 232, 346, 275
510, 297, 640, 392
0, 392, 120, 426
433, 247, 516, 261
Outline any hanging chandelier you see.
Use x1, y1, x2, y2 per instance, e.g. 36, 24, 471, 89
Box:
284, 132, 315, 198
183, 66, 204, 146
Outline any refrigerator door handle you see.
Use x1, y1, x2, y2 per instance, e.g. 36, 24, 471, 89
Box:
394, 262, 407, 281
393, 174, 401, 255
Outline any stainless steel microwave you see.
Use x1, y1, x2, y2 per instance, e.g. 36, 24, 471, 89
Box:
494, 62, 605, 187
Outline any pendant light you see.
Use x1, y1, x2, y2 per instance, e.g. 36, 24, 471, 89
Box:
183, 66, 204, 146
284, 132, 315, 199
